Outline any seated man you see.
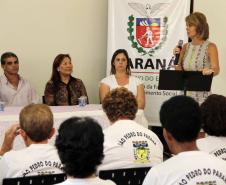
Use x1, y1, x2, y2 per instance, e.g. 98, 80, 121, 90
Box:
55, 117, 116, 185
98, 87, 163, 171
0, 104, 63, 184
0, 52, 39, 106
197, 94, 226, 161
143, 96, 226, 185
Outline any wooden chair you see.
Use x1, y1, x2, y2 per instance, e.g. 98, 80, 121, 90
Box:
3, 173, 66, 185
99, 167, 151, 185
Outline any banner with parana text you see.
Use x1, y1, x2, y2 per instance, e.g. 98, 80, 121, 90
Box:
107, 0, 191, 126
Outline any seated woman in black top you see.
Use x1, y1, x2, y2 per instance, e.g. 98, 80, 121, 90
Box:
44, 54, 88, 105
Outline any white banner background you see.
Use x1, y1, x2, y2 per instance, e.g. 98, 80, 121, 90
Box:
107, 0, 191, 126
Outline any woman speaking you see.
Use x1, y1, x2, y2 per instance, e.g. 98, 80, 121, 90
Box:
174, 12, 220, 104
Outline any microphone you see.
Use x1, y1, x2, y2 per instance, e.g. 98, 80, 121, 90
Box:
174, 40, 183, 65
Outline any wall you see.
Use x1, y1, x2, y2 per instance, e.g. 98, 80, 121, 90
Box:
194, 0, 226, 96
0, 0, 225, 104
0, 0, 108, 103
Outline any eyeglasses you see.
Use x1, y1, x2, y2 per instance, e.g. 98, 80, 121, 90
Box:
5, 61, 19, 65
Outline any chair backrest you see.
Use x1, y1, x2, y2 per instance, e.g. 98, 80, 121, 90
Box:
3, 173, 66, 185
42, 96, 46, 104
99, 167, 151, 185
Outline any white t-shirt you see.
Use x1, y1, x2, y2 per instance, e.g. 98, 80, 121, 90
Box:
0, 74, 39, 106
197, 136, 226, 161
142, 151, 226, 185
100, 75, 143, 96
0, 144, 63, 184
55, 177, 116, 185
97, 120, 163, 172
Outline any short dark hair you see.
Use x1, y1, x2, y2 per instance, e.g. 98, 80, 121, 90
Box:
19, 104, 53, 142
102, 87, 138, 122
201, 94, 226, 136
160, 96, 201, 142
1, 52, 19, 65
110, 49, 131, 75
55, 117, 104, 178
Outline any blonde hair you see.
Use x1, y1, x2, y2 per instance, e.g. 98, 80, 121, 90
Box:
185, 12, 209, 40
19, 104, 53, 142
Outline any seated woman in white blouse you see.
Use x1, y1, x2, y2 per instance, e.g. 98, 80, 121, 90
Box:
99, 49, 145, 109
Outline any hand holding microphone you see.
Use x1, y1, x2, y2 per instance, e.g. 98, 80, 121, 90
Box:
173, 40, 183, 65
